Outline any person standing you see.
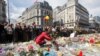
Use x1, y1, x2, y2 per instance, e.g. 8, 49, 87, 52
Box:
26, 25, 32, 41
32, 27, 37, 39
22, 24, 28, 42
51, 27, 56, 38
56, 26, 61, 37
0, 23, 6, 43
5, 24, 14, 43
14, 23, 23, 42
6, 24, 13, 42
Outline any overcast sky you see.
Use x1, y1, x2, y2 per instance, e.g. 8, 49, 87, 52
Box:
5, 0, 100, 20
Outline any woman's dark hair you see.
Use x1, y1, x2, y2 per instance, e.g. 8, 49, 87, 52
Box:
44, 28, 48, 32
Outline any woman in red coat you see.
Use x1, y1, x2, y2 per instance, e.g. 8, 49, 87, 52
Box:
35, 28, 52, 47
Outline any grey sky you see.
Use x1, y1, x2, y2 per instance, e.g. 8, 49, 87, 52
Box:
5, 0, 100, 20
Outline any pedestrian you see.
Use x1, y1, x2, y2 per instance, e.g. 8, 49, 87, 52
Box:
56, 26, 61, 37
26, 25, 32, 41
0, 23, 7, 43
35, 28, 52, 47
5, 24, 14, 43
32, 24, 37, 39
14, 23, 23, 42
13, 24, 19, 42
51, 27, 56, 38
21, 23, 28, 42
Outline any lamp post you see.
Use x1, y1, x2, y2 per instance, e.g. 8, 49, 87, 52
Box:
7, 0, 10, 24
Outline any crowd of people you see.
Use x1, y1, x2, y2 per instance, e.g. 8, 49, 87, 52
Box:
0, 22, 42, 43
1, 22, 100, 56
0, 22, 72, 43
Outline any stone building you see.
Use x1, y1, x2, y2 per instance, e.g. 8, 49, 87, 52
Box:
53, 0, 89, 30
89, 16, 100, 31
0, 0, 6, 23
19, 1, 53, 27
89, 15, 95, 29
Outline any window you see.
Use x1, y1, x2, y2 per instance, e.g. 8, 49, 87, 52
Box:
37, 9, 39, 15
72, 24, 74, 26
42, 10, 44, 16
70, 24, 71, 26
67, 21, 69, 23
46, 11, 47, 15
37, 18, 39, 25
70, 20, 73, 22
69, 15, 71, 19
67, 25, 69, 27
72, 20, 74, 22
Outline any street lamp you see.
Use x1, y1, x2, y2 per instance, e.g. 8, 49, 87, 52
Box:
7, 0, 10, 24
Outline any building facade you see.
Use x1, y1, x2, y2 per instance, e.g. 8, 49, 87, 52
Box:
19, 1, 53, 27
89, 16, 100, 30
94, 16, 100, 31
0, 0, 6, 23
89, 15, 95, 29
53, 0, 89, 30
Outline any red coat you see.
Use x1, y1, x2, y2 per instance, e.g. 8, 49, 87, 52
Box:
35, 32, 52, 45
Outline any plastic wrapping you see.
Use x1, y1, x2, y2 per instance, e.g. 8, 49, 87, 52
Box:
1, 33, 100, 56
